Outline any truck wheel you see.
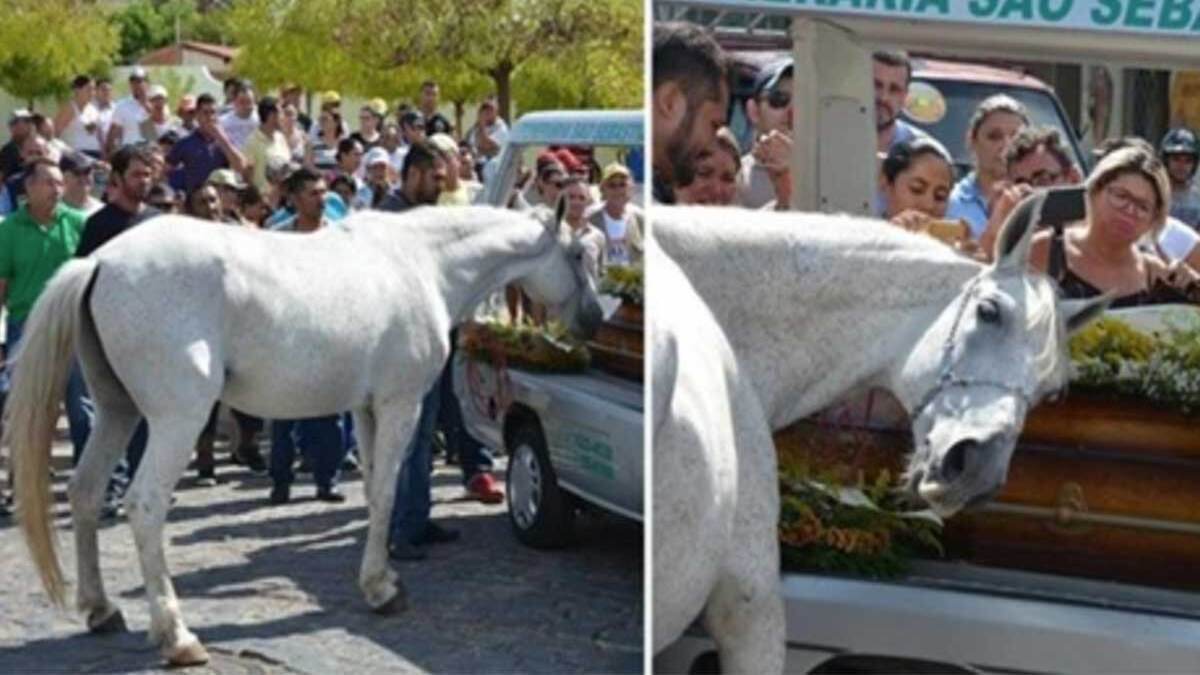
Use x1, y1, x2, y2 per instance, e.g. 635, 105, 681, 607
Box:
506, 422, 574, 548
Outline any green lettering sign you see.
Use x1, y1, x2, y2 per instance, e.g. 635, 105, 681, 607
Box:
968, 0, 999, 18
916, 0, 949, 15
1040, 0, 1072, 21
1159, 0, 1194, 28
1091, 0, 1121, 24
1124, 0, 1155, 26
998, 0, 1034, 20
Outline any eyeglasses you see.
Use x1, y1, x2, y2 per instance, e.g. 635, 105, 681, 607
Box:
1103, 185, 1155, 221
763, 88, 791, 110
1013, 170, 1062, 188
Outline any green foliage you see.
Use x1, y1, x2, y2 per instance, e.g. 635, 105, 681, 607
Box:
0, 1, 119, 103
1070, 313, 1200, 414
109, 0, 232, 63
777, 456, 943, 579
600, 264, 643, 305
224, 0, 641, 120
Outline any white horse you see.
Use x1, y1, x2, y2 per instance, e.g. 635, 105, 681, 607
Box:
5, 206, 602, 666
651, 194, 1109, 673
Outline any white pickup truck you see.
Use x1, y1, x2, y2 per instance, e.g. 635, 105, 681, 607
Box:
457, 110, 644, 547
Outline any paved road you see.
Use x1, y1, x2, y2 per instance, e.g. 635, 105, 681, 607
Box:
0, 430, 643, 674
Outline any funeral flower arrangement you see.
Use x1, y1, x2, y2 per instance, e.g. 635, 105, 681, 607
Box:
599, 264, 643, 306
778, 435, 943, 579
460, 319, 590, 373
1069, 310, 1200, 415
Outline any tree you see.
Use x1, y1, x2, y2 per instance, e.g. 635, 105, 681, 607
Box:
0, 1, 119, 106
110, 0, 233, 63
225, 0, 642, 124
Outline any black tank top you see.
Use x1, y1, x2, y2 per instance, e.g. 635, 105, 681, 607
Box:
1047, 225, 1155, 309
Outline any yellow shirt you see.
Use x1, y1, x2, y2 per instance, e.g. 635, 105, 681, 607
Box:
244, 127, 291, 193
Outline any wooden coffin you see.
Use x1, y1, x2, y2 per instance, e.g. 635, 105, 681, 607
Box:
775, 391, 1200, 591
587, 301, 644, 382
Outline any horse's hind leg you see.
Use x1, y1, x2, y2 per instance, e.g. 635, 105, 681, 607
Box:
70, 403, 140, 633
126, 413, 211, 666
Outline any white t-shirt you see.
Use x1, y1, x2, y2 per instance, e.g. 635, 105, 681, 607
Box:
467, 119, 509, 159
601, 210, 633, 266
61, 101, 102, 153
94, 102, 115, 142
219, 110, 260, 150
110, 97, 148, 146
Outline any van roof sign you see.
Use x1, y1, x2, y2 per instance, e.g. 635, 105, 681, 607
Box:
684, 0, 1200, 38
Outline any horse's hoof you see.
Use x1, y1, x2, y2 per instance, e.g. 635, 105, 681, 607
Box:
87, 607, 127, 634
164, 640, 210, 667
370, 587, 408, 615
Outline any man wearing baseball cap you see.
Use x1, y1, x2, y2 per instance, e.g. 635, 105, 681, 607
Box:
588, 162, 643, 265
138, 84, 180, 144
106, 66, 152, 155
737, 58, 794, 209
358, 146, 394, 208
0, 109, 34, 179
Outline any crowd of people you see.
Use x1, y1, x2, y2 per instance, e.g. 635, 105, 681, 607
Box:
0, 68, 642, 564
652, 21, 1200, 306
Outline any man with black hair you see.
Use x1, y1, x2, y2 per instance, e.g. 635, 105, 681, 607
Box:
651, 22, 729, 204
73, 144, 159, 513
267, 167, 350, 505
417, 80, 453, 136
872, 50, 929, 215
165, 93, 247, 195
380, 140, 446, 211
56, 75, 104, 158
243, 95, 291, 193
220, 80, 259, 151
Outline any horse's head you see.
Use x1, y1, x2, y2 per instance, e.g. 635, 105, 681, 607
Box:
520, 204, 604, 338
900, 192, 1109, 517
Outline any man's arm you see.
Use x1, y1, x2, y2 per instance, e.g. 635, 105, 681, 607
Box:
211, 125, 247, 174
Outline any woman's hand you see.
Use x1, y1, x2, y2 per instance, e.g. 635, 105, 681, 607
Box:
890, 209, 932, 231
979, 181, 1034, 261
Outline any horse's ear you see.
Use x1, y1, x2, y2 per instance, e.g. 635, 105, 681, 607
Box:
993, 191, 1045, 272
1061, 293, 1112, 335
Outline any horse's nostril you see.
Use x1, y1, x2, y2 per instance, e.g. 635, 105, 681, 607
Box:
941, 440, 975, 482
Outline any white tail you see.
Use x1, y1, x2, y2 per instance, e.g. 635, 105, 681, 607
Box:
4, 258, 98, 605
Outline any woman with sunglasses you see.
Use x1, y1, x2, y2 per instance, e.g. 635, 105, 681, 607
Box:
1029, 145, 1198, 306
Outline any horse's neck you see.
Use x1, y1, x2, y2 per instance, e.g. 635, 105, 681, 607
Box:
657, 208, 982, 429
368, 208, 553, 325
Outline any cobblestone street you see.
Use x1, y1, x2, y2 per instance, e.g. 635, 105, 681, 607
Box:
0, 431, 643, 674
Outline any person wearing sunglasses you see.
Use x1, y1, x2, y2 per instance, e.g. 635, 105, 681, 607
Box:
739, 58, 793, 209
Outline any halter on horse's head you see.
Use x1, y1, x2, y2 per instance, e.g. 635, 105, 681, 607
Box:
900, 191, 1110, 516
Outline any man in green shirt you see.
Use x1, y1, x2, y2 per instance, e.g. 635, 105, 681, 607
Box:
0, 156, 91, 466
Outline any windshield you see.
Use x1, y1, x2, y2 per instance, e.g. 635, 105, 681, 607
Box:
904, 79, 1087, 178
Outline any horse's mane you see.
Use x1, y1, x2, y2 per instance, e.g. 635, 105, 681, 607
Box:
341, 206, 555, 257
655, 206, 976, 264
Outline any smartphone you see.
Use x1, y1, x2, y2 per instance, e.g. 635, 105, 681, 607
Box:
1040, 185, 1086, 225
923, 218, 968, 244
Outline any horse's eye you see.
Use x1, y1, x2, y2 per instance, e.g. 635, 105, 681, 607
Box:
977, 298, 1001, 324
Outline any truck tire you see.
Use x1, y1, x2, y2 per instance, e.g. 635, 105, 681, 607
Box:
506, 422, 574, 548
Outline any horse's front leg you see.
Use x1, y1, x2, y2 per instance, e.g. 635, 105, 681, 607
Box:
358, 396, 424, 613
126, 413, 211, 666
